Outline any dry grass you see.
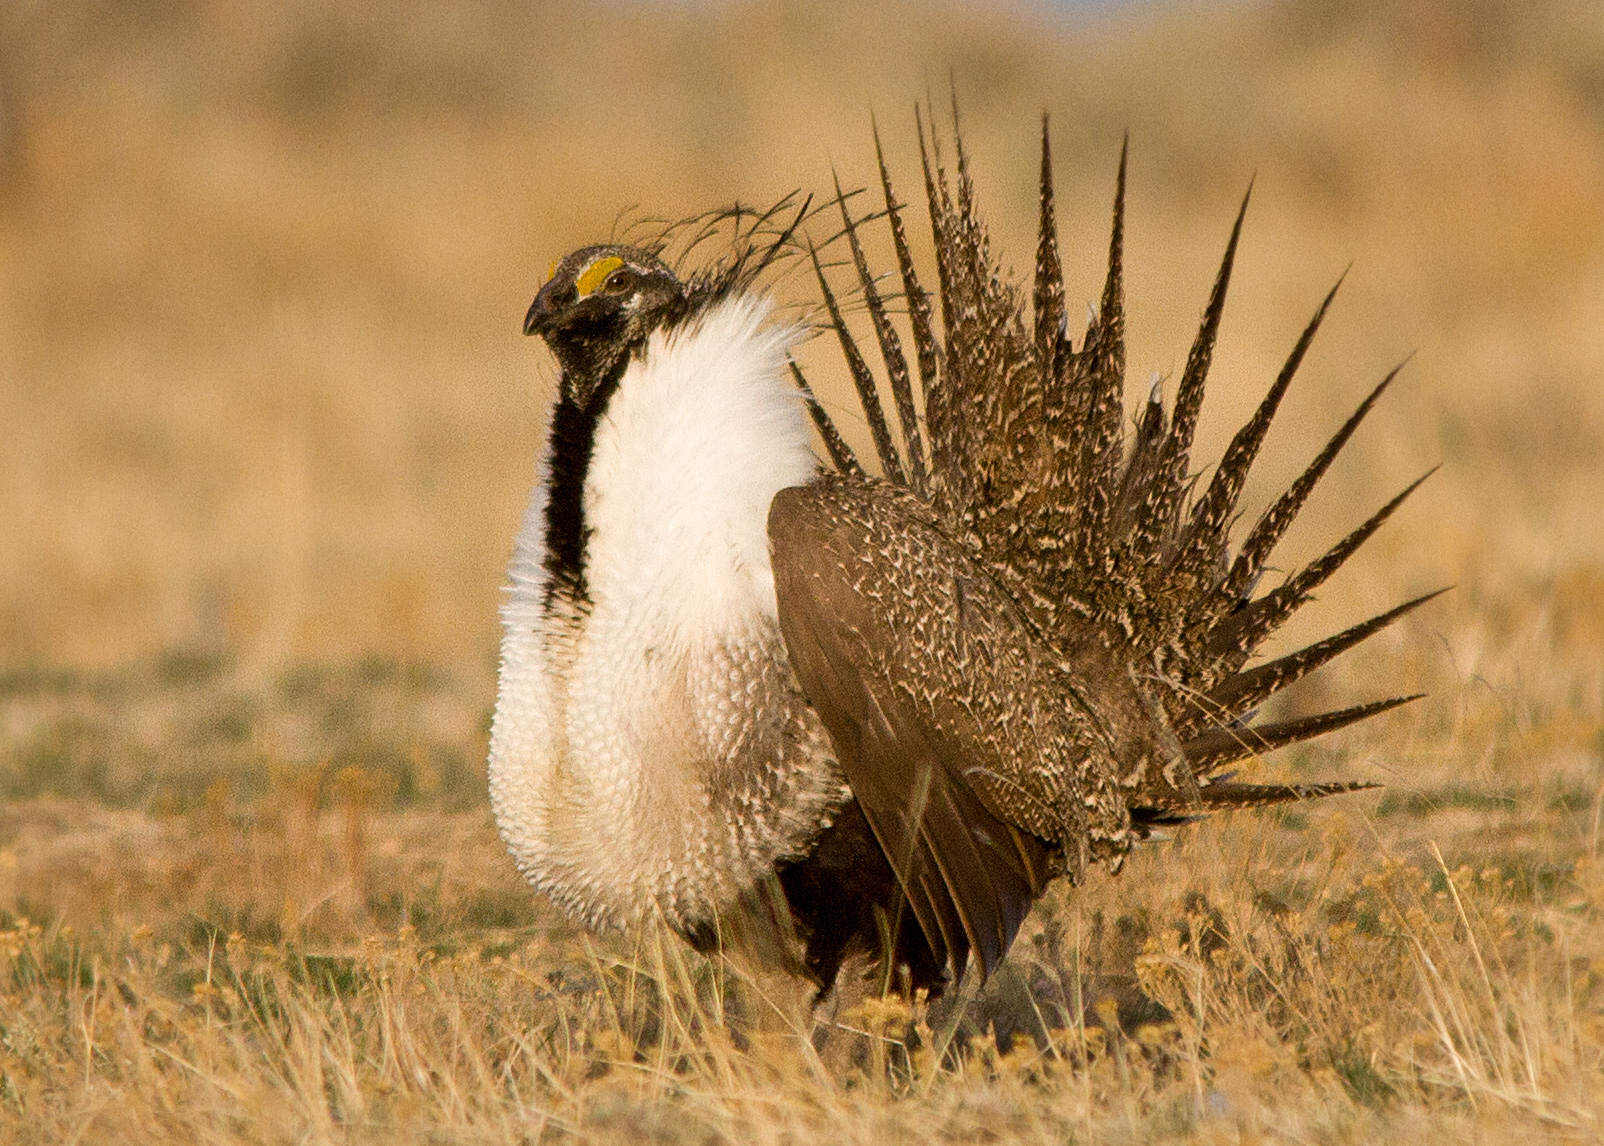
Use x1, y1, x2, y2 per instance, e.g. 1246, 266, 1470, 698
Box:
1, 0, 1602, 1140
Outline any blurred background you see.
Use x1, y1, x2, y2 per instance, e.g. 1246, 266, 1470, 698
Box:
0, 0, 1600, 807
2, 9, 1601, 1132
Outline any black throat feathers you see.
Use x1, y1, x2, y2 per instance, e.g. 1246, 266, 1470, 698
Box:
540, 354, 630, 609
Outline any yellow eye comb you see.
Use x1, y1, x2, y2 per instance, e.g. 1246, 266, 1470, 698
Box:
575, 256, 624, 298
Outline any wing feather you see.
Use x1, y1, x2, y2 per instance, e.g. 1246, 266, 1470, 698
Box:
770, 478, 1108, 982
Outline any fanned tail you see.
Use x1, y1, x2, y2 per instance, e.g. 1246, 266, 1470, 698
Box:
797, 102, 1436, 825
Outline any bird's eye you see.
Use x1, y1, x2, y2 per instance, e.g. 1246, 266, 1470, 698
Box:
604, 269, 635, 293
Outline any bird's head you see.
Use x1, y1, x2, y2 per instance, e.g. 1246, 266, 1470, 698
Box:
526, 245, 686, 408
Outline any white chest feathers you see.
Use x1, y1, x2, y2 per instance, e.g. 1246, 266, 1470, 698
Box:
489, 295, 841, 933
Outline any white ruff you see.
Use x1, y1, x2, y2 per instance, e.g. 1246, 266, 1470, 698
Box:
489, 295, 827, 931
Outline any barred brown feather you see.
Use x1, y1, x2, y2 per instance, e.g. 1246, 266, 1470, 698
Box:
788, 107, 1436, 956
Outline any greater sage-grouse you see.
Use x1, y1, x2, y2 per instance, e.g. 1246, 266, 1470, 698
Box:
489, 113, 1434, 996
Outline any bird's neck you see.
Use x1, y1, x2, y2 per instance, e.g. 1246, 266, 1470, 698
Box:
538, 295, 816, 637
539, 361, 626, 608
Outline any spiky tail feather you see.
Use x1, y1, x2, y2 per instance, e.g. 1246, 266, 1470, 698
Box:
796, 106, 1437, 818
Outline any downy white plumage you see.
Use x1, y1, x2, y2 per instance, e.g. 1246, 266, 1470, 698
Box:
490, 291, 842, 938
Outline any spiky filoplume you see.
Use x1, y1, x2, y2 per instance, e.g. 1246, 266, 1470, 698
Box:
784, 110, 1434, 945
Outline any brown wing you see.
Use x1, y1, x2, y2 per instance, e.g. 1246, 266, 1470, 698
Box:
768, 476, 1131, 982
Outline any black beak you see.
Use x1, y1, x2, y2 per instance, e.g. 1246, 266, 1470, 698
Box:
524, 287, 555, 337
526, 270, 576, 337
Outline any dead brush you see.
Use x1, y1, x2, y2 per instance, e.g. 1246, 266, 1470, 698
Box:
3, 808, 1598, 1144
